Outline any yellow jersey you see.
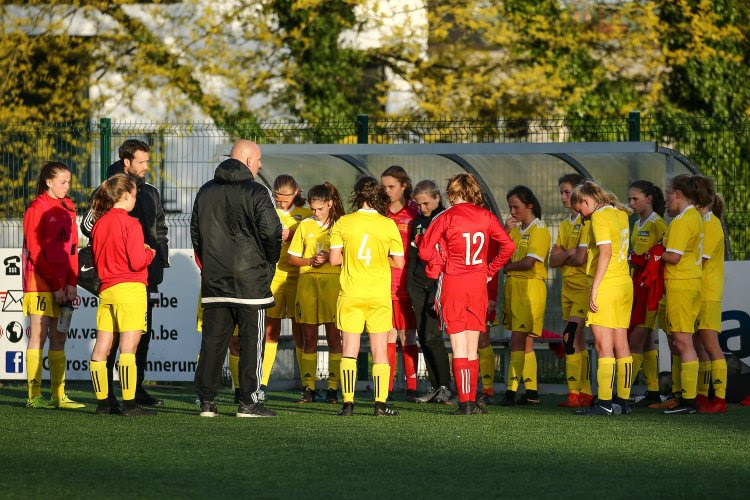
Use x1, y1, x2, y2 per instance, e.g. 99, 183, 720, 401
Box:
275, 205, 313, 277
664, 205, 703, 280
556, 213, 590, 286
701, 212, 724, 301
630, 212, 666, 255
587, 206, 630, 279
508, 218, 551, 280
329, 209, 404, 299
287, 217, 340, 275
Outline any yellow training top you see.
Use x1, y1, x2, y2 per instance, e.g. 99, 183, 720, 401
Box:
701, 212, 724, 301
556, 213, 590, 286
275, 205, 313, 277
664, 205, 703, 281
508, 218, 551, 280
630, 212, 666, 255
587, 206, 630, 279
329, 209, 404, 299
287, 217, 340, 275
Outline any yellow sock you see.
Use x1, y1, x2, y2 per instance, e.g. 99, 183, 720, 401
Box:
48, 349, 67, 401
711, 358, 727, 399
671, 354, 682, 396
523, 351, 538, 391
631, 353, 643, 387
580, 349, 592, 395
261, 341, 278, 386
118, 353, 137, 402
340, 357, 357, 403
372, 363, 390, 403
565, 353, 582, 395
229, 354, 240, 390
90, 360, 109, 400
328, 353, 341, 390
296, 347, 304, 386
681, 360, 699, 400
643, 349, 659, 392
616, 356, 633, 400
597, 357, 615, 401
478, 346, 495, 391
508, 351, 525, 392
697, 361, 711, 398
301, 352, 317, 390
26, 348, 43, 399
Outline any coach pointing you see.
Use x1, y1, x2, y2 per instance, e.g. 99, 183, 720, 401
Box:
191, 140, 282, 417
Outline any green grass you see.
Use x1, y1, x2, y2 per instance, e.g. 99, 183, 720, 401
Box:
1, 383, 749, 499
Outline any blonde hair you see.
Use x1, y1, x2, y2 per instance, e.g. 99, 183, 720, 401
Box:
446, 174, 486, 208
570, 181, 632, 214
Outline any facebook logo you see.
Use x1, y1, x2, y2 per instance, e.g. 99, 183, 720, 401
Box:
5, 351, 23, 373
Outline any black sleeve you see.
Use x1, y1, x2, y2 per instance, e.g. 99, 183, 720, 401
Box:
253, 187, 282, 266
154, 190, 169, 267
80, 187, 98, 239
190, 189, 202, 263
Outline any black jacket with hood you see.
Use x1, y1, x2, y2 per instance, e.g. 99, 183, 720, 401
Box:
407, 203, 446, 296
82, 160, 169, 293
191, 159, 282, 309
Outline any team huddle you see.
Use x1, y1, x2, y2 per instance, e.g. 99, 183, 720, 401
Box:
20, 138, 735, 417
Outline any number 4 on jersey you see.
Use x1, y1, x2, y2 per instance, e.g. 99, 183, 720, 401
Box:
358, 234, 372, 266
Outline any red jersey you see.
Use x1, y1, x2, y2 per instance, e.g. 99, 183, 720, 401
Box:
91, 208, 154, 292
387, 201, 418, 299
419, 203, 515, 278
22, 192, 78, 292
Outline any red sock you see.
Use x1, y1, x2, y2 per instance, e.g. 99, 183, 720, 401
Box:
452, 357, 472, 403
470, 358, 479, 399
387, 342, 397, 392
403, 344, 419, 391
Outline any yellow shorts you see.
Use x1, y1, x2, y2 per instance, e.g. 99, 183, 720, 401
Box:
296, 273, 340, 325
665, 279, 701, 334
503, 278, 546, 336
336, 295, 392, 334
696, 300, 722, 332
656, 298, 666, 331
561, 280, 589, 322
586, 276, 633, 330
196, 296, 238, 336
23, 292, 60, 318
97, 283, 147, 333
267, 274, 298, 319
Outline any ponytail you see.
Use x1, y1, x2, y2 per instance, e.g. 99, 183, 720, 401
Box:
506, 185, 542, 219
571, 181, 632, 214
711, 193, 725, 219
629, 180, 666, 218
307, 182, 345, 227
690, 175, 717, 209
36, 161, 71, 197
273, 174, 305, 207
90, 174, 136, 222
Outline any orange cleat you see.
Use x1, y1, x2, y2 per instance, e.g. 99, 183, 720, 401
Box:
700, 397, 726, 413
558, 393, 581, 408
577, 393, 594, 407
648, 397, 679, 409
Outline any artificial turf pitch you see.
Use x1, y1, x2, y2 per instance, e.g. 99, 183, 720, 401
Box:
1, 384, 749, 499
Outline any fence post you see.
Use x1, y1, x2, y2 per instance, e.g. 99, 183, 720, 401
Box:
356, 114, 369, 144
100, 117, 112, 181
627, 111, 641, 142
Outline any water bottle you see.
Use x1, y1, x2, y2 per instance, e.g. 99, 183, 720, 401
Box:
57, 302, 74, 334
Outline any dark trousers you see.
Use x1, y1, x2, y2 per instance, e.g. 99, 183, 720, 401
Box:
195, 306, 265, 404
408, 284, 451, 388
107, 302, 153, 399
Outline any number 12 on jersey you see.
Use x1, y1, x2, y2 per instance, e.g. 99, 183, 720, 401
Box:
462, 232, 485, 265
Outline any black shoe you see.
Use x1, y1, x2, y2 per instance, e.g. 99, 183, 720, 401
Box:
237, 401, 277, 417
432, 386, 454, 405
518, 391, 541, 405
454, 401, 486, 415
632, 394, 661, 407
373, 402, 399, 416
337, 402, 355, 416
106, 394, 122, 414
326, 389, 339, 404
415, 387, 438, 403
95, 399, 122, 415
122, 402, 157, 416
575, 401, 619, 416
663, 400, 697, 415
135, 391, 164, 407
234, 388, 240, 404
613, 397, 631, 415
199, 400, 218, 417
477, 392, 494, 406
406, 389, 418, 403
297, 387, 318, 404
499, 390, 516, 406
